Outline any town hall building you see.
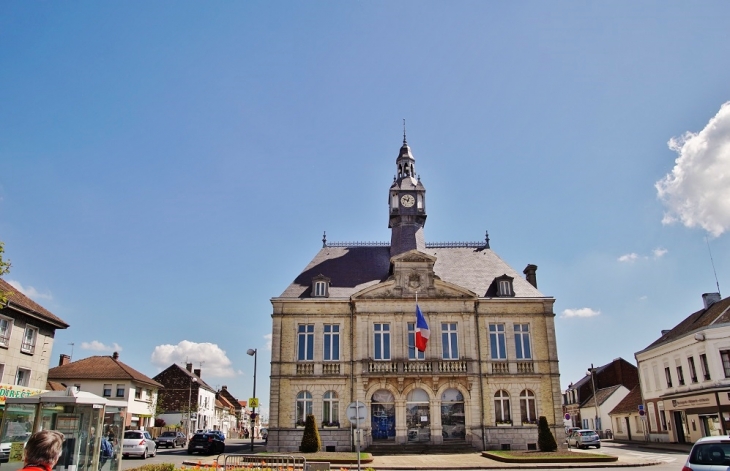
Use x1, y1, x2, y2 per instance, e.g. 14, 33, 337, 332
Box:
267, 135, 564, 451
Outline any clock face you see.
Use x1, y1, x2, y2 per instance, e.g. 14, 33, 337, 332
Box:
400, 194, 415, 208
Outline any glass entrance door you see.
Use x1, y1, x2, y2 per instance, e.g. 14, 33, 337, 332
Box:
371, 390, 395, 440
441, 389, 465, 440
406, 389, 430, 442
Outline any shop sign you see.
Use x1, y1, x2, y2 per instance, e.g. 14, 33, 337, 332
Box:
670, 395, 714, 409
0, 383, 43, 404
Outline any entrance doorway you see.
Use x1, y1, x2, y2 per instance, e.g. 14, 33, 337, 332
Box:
371, 390, 395, 440
624, 417, 631, 441
406, 389, 430, 442
441, 389, 465, 440
673, 411, 686, 443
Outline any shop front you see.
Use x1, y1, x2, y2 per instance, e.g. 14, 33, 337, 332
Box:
663, 389, 730, 444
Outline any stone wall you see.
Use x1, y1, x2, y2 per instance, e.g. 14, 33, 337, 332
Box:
268, 428, 351, 452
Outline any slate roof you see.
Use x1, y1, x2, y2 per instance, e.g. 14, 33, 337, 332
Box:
48, 355, 163, 388
0, 278, 69, 328
609, 385, 643, 415
278, 246, 545, 299
638, 296, 730, 353
580, 384, 622, 408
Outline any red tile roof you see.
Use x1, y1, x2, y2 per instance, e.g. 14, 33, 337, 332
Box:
609, 385, 643, 415
0, 278, 69, 328
48, 355, 163, 388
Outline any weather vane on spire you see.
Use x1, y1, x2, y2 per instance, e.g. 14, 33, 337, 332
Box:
403, 118, 407, 144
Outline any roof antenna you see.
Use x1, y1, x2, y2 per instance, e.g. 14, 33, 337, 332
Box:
68, 342, 74, 361
706, 235, 722, 297
403, 119, 407, 144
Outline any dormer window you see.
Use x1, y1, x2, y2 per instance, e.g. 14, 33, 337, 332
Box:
494, 275, 515, 297
312, 274, 330, 298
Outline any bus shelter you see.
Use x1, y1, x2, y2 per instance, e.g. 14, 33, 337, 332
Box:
0, 387, 127, 471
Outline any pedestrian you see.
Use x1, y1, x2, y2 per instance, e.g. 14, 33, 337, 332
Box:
20, 430, 65, 471
99, 436, 113, 470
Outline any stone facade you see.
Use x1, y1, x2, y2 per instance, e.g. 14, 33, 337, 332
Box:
267, 137, 564, 452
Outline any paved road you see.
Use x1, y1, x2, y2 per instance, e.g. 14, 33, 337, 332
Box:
120, 439, 264, 470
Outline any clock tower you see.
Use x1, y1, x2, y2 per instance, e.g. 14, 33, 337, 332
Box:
388, 133, 427, 257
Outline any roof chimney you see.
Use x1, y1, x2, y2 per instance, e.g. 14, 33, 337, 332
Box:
703, 292, 721, 309
523, 264, 538, 289
186, 363, 193, 372
222, 385, 227, 390
661, 329, 671, 335
194, 368, 201, 378
59, 354, 71, 366
112, 352, 119, 361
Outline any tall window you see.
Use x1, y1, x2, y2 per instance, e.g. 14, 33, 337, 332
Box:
103, 384, 112, 397
688, 357, 698, 383
514, 324, 532, 359
15, 367, 31, 387
494, 390, 511, 424
296, 391, 313, 426
441, 323, 459, 360
116, 384, 125, 398
677, 364, 685, 385
323, 324, 340, 361
407, 323, 425, 360
0, 363, 4, 383
700, 353, 711, 380
659, 408, 668, 431
664, 367, 673, 387
374, 323, 390, 360
0, 317, 12, 347
489, 324, 506, 359
297, 324, 314, 361
21, 326, 37, 354
519, 389, 537, 424
323, 391, 339, 425
134, 388, 141, 399
721, 350, 730, 378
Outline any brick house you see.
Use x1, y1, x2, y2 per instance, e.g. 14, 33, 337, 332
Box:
154, 363, 216, 435
267, 136, 564, 452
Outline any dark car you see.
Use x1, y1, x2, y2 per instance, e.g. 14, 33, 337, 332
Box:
155, 431, 186, 448
187, 433, 225, 455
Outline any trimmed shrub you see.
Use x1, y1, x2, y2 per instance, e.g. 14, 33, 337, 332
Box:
300, 414, 322, 453
537, 416, 558, 452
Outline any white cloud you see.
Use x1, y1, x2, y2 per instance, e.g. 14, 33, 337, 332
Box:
150, 340, 237, 377
639, 295, 648, 301
656, 101, 730, 237
7, 280, 53, 301
264, 333, 272, 351
81, 341, 123, 352
561, 308, 601, 318
653, 247, 668, 259
618, 253, 639, 263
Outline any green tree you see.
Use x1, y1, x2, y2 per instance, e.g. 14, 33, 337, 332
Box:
0, 241, 11, 304
300, 414, 321, 453
537, 416, 558, 452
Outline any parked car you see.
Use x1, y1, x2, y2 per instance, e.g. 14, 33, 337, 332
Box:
122, 430, 157, 459
155, 431, 186, 448
566, 429, 601, 449
187, 432, 225, 455
682, 435, 730, 470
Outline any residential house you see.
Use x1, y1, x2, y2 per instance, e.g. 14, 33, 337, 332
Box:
47, 352, 162, 428
635, 293, 730, 444
563, 357, 639, 434
608, 385, 646, 442
153, 363, 216, 435
0, 278, 69, 410
578, 384, 630, 434
268, 136, 564, 452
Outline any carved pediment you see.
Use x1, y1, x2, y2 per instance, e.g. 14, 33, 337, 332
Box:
352, 278, 476, 300
390, 250, 437, 264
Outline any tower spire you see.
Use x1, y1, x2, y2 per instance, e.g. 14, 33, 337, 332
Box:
403, 118, 407, 145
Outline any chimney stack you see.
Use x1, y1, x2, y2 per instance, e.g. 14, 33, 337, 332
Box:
186, 363, 193, 372
523, 264, 538, 289
59, 354, 71, 366
703, 293, 721, 309
112, 351, 119, 361
194, 368, 201, 378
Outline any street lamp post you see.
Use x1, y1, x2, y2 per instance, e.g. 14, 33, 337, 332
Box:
247, 348, 257, 452
588, 364, 601, 433
187, 377, 198, 439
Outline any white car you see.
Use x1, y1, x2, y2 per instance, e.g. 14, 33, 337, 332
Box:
122, 430, 156, 459
682, 435, 730, 470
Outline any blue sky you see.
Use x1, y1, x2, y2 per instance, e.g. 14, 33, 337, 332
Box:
2, 2, 730, 418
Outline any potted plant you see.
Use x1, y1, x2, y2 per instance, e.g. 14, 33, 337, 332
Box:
321, 420, 340, 428
296, 419, 306, 428
496, 420, 512, 426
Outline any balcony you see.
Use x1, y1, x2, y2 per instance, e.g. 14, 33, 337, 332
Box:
366, 360, 469, 375
296, 363, 314, 375
368, 362, 398, 373
403, 362, 432, 373
516, 362, 534, 373
20, 341, 35, 354
438, 361, 467, 373
491, 362, 509, 374
490, 361, 536, 374
322, 363, 340, 375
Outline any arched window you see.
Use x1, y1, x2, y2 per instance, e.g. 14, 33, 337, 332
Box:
406, 389, 430, 442
323, 391, 339, 427
494, 390, 511, 424
296, 391, 312, 426
441, 388, 465, 440
520, 389, 537, 424
371, 390, 396, 440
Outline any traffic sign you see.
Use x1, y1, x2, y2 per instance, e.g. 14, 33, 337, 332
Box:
638, 405, 644, 411
564, 413, 570, 420
249, 398, 259, 408
346, 401, 367, 427
639, 409, 645, 416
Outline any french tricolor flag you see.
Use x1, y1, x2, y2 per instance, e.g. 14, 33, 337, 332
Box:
415, 305, 430, 352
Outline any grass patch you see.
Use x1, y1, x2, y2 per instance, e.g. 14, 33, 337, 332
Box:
484, 450, 617, 463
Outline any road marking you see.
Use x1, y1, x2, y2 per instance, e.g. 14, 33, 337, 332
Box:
625, 451, 678, 463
